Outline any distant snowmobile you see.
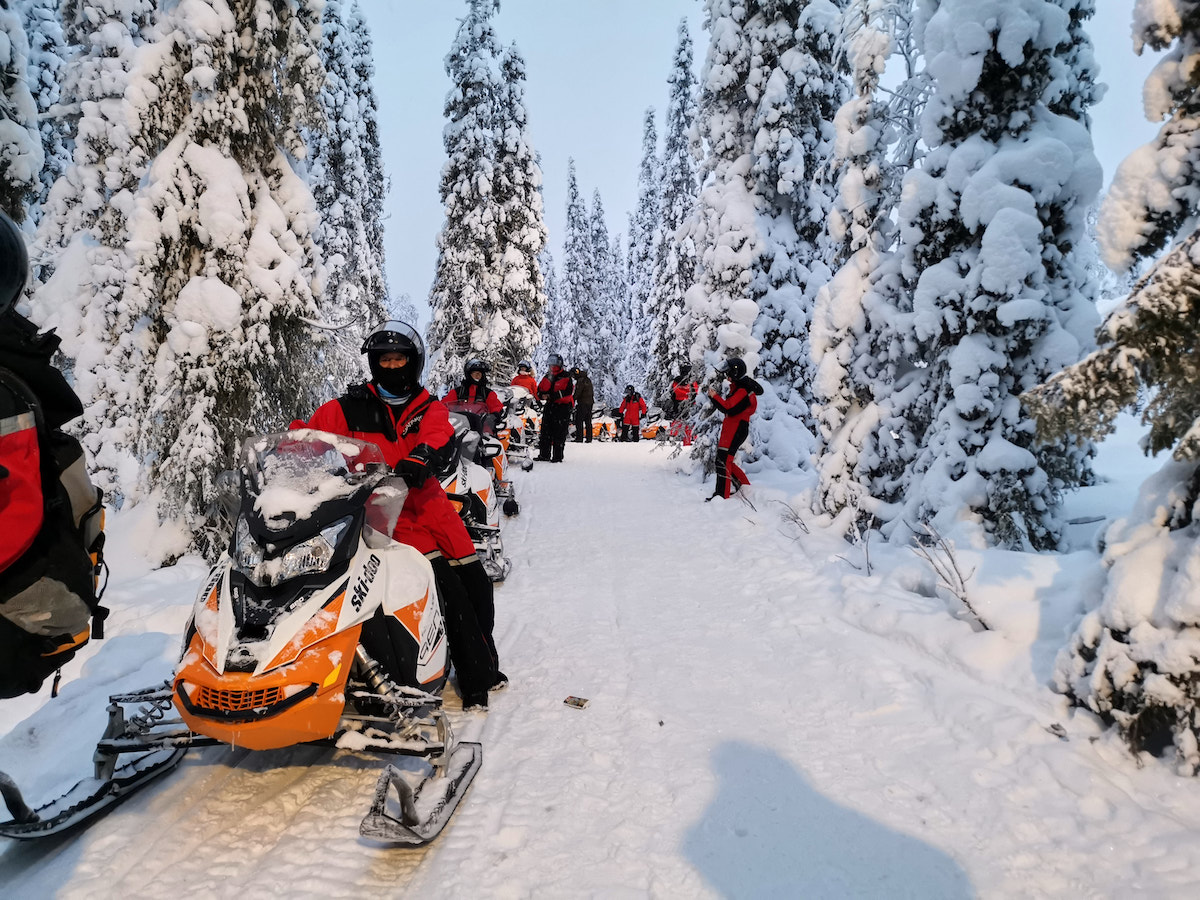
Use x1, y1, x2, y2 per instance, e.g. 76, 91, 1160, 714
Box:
439, 413, 512, 583
0, 430, 481, 845
497, 385, 537, 473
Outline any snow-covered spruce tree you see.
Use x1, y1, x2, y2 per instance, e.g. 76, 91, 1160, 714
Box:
308, 0, 387, 395
426, 0, 503, 392
625, 107, 660, 392
535, 247, 559, 370
746, 0, 848, 465
1025, 0, 1200, 771
587, 189, 622, 399
348, 0, 388, 304
646, 18, 699, 404
0, 0, 43, 220
131, 0, 327, 555
492, 41, 548, 380
888, 0, 1102, 550
551, 158, 593, 367
809, 0, 903, 529
19, 0, 71, 220
28, 0, 160, 503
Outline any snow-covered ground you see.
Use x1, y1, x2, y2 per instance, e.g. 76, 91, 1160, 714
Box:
3, 421, 1200, 898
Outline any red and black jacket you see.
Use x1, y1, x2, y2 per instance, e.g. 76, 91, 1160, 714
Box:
710, 377, 761, 445
618, 393, 647, 425
537, 369, 574, 409
444, 381, 504, 417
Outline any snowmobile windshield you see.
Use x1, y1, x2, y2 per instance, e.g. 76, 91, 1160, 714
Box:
240, 430, 390, 539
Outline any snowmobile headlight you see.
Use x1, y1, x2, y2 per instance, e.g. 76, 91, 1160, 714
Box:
232, 517, 265, 572
244, 516, 354, 587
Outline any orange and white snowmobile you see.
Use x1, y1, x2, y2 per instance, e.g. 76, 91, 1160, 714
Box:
498, 385, 537, 472
443, 398, 521, 519
640, 406, 668, 441
590, 407, 618, 442
438, 414, 512, 582
0, 430, 481, 845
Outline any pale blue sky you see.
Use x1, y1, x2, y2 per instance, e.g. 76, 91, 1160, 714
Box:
360, 1, 1159, 319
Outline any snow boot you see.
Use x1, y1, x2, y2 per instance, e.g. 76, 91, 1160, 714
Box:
490, 671, 508, 692
461, 690, 488, 711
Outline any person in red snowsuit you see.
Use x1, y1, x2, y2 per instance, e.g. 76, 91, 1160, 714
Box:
707, 357, 763, 501
444, 358, 504, 434
669, 365, 698, 419
291, 322, 502, 709
510, 360, 539, 401
536, 354, 573, 462
617, 385, 648, 442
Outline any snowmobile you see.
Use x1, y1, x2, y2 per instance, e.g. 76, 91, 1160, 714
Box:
438, 413, 512, 583
497, 385, 537, 473
0, 430, 481, 845
640, 406, 668, 441
443, 397, 522, 518
591, 407, 618, 442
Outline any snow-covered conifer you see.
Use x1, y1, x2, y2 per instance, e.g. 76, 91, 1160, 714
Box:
348, 0, 388, 301
646, 19, 699, 403
129, 0, 327, 554
492, 41, 548, 379
28, 0, 158, 501
536, 247, 560, 370
587, 189, 622, 399
625, 108, 660, 391
552, 159, 592, 367
426, 0, 503, 391
308, 0, 387, 393
891, 0, 1102, 549
1026, 0, 1200, 771
19, 0, 71, 220
810, 0, 903, 527
0, 0, 43, 219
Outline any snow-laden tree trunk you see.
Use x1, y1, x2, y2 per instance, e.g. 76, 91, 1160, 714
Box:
426, 0, 503, 392
625, 108, 660, 394
889, 0, 1102, 551
0, 0, 43, 220
28, 0, 160, 504
646, 19, 700, 405
307, 0, 388, 396
1027, 0, 1200, 772
588, 189, 623, 401
132, 0, 327, 556
492, 42, 548, 381
19, 0, 71, 222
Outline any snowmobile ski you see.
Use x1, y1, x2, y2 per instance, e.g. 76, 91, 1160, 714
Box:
359, 741, 482, 845
0, 746, 185, 839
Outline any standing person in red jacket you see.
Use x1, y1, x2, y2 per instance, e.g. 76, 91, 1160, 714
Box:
444, 358, 504, 434
706, 357, 763, 501
510, 359, 539, 401
292, 321, 503, 710
617, 385, 647, 442
536, 354, 573, 463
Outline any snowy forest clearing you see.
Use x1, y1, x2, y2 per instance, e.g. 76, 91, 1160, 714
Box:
2, 439, 1200, 897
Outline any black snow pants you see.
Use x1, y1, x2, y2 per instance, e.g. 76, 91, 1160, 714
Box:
539, 406, 571, 461
573, 404, 593, 442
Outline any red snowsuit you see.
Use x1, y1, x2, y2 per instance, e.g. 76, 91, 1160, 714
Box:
293, 386, 474, 560
444, 382, 504, 435
537, 367, 573, 461
618, 392, 647, 442
709, 380, 757, 499
292, 383, 498, 695
510, 372, 538, 397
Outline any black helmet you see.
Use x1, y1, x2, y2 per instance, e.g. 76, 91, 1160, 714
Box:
0, 209, 30, 316
516, 359, 532, 371
464, 358, 489, 377
624, 384, 634, 394
717, 357, 747, 380
547, 353, 563, 368
362, 320, 424, 396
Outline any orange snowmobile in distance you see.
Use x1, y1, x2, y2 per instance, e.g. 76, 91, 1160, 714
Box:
0, 430, 481, 845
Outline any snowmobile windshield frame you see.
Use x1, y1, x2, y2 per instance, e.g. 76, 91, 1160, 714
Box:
239, 430, 389, 543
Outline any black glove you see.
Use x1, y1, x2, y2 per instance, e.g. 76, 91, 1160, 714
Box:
395, 444, 435, 487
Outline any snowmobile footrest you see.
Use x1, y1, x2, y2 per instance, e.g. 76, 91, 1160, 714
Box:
359, 742, 482, 845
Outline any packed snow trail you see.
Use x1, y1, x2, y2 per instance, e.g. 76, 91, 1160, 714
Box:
4, 441, 1200, 897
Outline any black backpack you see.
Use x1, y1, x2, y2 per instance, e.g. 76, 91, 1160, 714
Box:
0, 366, 107, 699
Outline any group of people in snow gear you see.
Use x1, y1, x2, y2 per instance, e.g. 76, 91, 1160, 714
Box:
707, 356, 762, 501
617, 385, 648, 442
570, 366, 594, 443
0, 210, 107, 700
536, 354, 574, 463
291, 322, 505, 711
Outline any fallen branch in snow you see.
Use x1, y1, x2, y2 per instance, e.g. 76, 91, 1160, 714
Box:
908, 522, 984, 630
774, 500, 813, 559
